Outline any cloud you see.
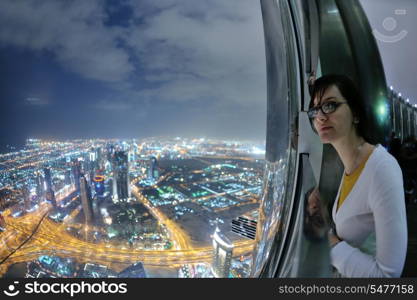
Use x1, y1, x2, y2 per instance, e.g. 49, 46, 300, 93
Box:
0, 0, 134, 82
25, 97, 49, 106
0, 0, 267, 141
125, 0, 266, 107
94, 99, 132, 111
0, 0, 266, 107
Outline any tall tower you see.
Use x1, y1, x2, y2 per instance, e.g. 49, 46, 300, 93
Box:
93, 175, 105, 198
35, 171, 44, 201
43, 168, 53, 192
96, 147, 103, 169
80, 175, 94, 224
212, 227, 233, 278
72, 160, 82, 192
43, 168, 57, 207
22, 186, 31, 211
148, 156, 158, 181
113, 151, 130, 201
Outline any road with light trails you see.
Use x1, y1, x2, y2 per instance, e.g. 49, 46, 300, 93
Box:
0, 189, 255, 277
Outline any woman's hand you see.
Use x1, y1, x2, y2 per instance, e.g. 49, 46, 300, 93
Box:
328, 229, 342, 248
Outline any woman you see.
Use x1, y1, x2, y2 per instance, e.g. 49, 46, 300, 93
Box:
308, 74, 407, 277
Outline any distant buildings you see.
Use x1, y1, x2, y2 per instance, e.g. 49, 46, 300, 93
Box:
22, 186, 31, 211
118, 262, 147, 278
148, 156, 159, 181
82, 263, 117, 278
112, 151, 130, 201
35, 171, 44, 199
71, 161, 82, 192
80, 175, 94, 224
43, 168, 57, 207
0, 137, 265, 278
64, 169, 72, 186
211, 227, 233, 278
93, 175, 105, 197
24, 256, 145, 278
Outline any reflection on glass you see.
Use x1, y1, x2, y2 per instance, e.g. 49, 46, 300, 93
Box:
304, 187, 327, 242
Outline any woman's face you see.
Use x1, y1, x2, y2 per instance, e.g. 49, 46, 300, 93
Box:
312, 85, 355, 144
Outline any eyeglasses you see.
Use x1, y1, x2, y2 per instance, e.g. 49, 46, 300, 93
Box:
307, 101, 347, 119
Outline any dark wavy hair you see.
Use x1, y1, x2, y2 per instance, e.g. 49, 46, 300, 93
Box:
308, 74, 369, 142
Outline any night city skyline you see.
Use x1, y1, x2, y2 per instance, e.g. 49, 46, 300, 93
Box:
0, 137, 264, 278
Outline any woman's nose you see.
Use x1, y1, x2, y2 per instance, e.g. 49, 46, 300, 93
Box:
316, 110, 328, 122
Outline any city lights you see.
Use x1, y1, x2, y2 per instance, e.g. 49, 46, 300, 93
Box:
0, 137, 262, 278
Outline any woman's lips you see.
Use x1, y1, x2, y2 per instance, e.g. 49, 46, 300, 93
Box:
320, 126, 332, 132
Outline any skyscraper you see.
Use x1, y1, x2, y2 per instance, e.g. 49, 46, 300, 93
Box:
64, 169, 72, 186
22, 186, 31, 211
212, 227, 233, 278
43, 168, 53, 192
93, 175, 105, 197
43, 168, 57, 207
72, 160, 82, 192
107, 144, 115, 161
35, 171, 44, 201
80, 175, 94, 224
112, 151, 130, 201
148, 156, 159, 181
96, 147, 103, 169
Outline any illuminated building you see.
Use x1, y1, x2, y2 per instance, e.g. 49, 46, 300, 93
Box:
93, 175, 105, 197
89, 150, 97, 163
128, 150, 135, 163
80, 175, 94, 224
231, 211, 258, 240
22, 186, 31, 211
43, 168, 57, 207
43, 168, 53, 192
71, 160, 82, 191
112, 151, 130, 201
96, 147, 103, 169
148, 156, 159, 180
118, 262, 147, 278
64, 169, 72, 186
35, 171, 44, 199
212, 227, 233, 278
107, 144, 115, 161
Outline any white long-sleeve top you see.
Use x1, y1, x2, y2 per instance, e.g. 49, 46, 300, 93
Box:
330, 144, 408, 277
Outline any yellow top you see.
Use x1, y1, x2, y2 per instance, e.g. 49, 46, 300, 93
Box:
337, 149, 374, 211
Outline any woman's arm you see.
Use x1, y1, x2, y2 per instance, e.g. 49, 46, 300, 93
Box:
330, 158, 408, 277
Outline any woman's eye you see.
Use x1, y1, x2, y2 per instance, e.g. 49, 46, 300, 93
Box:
325, 103, 335, 110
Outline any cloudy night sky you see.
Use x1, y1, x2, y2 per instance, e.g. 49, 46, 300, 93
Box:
0, 0, 416, 152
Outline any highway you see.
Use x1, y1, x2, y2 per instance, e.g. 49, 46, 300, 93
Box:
0, 186, 255, 277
